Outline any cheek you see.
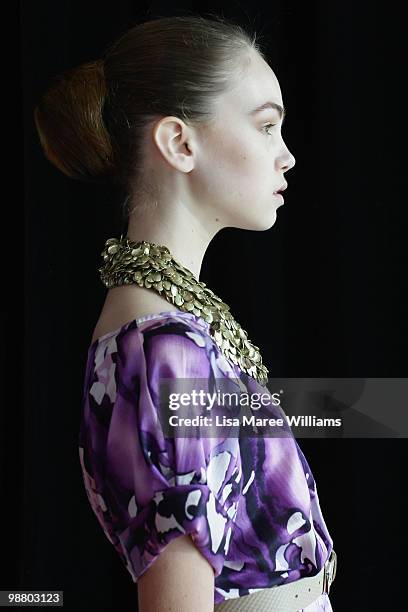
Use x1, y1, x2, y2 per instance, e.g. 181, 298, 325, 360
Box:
203, 131, 270, 198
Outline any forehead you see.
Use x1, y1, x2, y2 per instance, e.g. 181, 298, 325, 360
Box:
216, 51, 283, 116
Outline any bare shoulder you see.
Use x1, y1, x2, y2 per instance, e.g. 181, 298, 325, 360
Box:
91, 285, 179, 344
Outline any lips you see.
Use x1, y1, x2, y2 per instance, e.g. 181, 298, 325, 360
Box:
273, 182, 288, 194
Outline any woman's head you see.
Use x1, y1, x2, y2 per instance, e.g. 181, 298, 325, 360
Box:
34, 14, 295, 235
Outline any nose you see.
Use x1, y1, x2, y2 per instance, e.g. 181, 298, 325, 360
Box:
281, 150, 296, 172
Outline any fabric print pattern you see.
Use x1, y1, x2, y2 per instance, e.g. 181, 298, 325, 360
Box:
78, 310, 334, 608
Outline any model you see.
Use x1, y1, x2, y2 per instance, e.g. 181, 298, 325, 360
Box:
34, 14, 337, 611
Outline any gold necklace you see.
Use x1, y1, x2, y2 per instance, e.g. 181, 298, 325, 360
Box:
98, 236, 269, 386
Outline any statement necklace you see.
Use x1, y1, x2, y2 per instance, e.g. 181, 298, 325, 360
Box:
99, 236, 269, 386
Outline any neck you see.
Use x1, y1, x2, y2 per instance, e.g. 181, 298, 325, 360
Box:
124, 196, 223, 280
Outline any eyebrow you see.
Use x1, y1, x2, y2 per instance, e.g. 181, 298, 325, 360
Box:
249, 101, 286, 122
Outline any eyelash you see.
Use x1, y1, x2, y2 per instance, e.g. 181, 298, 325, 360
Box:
263, 123, 277, 135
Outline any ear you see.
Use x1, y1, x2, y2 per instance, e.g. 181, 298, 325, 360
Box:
152, 116, 195, 173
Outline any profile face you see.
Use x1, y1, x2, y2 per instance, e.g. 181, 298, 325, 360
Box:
195, 49, 296, 231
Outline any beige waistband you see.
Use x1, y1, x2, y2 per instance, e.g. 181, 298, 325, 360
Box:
214, 549, 337, 612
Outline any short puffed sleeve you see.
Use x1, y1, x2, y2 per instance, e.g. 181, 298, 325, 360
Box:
78, 316, 242, 586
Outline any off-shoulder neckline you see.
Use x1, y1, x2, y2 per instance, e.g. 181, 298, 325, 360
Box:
89, 309, 211, 349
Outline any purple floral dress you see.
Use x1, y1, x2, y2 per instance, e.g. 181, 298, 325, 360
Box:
78, 311, 334, 610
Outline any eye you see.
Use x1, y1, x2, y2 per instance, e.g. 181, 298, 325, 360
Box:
263, 123, 277, 135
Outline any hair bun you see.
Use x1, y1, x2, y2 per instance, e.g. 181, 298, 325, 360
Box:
33, 58, 117, 183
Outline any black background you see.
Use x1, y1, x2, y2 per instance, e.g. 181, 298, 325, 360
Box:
5, 0, 406, 610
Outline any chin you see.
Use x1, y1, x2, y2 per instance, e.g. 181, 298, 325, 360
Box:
238, 209, 278, 231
